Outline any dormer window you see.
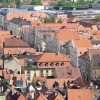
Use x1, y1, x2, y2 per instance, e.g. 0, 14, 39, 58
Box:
39, 63, 42, 66
61, 62, 64, 66
56, 63, 59, 66
45, 62, 48, 66
50, 62, 54, 66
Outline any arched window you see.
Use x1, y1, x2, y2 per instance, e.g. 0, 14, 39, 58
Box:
61, 62, 64, 66
56, 63, 59, 66
39, 63, 42, 66
45, 62, 48, 66
50, 62, 54, 66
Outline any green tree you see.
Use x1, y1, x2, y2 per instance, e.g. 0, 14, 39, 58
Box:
51, 16, 56, 23
49, 2, 57, 6
44, 18, 51, 23
15, 0, 20, 8
44, 17, 56, 23
77, 0, 89, 6
0, 0, 3, 2
57, 0, 76, 6
58, 0, 67, 6
94, 16, 100, 22
31, 0, 42, 5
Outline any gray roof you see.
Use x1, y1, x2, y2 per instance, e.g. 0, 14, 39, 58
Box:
9, 17, 31, 26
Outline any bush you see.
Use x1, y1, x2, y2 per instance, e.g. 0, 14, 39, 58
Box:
44, 17, 56, 23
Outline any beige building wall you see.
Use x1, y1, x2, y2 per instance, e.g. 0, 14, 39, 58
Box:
25, 69, 55, 82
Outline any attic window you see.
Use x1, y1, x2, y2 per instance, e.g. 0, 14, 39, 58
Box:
53, 81, 59, 89
56, 63, 59, 66
61, 62, 64, 66
41, 69, 43, 73
45, 63, 48, 66
39, 63, 42, 66
50, 62, 54, 66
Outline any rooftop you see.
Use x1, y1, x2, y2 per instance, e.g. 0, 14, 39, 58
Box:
68, 89, 94, 100
4, 38, 30, 48
9, 17, 31, 26
33, 52, 70, 62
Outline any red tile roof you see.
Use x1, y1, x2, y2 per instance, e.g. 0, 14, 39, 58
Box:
4, 38, 30, 48
68, 89, 94, 100
57, 29, 79, 43
33, 53, 70, 62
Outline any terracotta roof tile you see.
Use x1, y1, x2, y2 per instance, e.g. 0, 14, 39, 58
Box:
4, 38, 30, 48
67, 17, 79, 23
6, 12, 32, 21
46, 78, 76, 89
33, 53, 70, 62
73, 39, 92, 48
17, 94, 25, 100
89, 30, 100, 40
30, 12, 49, 18
55, 66, 81, 79
57, 29, 79, 43
37, 94, 47, 100
47, 91, 64, 100
68, 89, 94, 100
4, 48, 36, 55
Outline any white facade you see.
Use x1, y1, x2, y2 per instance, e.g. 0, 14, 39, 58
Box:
69, 40, 79, 67
33, 6, 44, 11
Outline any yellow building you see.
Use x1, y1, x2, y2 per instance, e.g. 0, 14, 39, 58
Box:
24, 66, 55, 82
24, 52, 70, 83
0, 93, 5, 100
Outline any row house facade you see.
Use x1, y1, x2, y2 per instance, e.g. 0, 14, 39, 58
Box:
79, 48, 100, 81
33, 28, 56, 52
7, 17, 31, 36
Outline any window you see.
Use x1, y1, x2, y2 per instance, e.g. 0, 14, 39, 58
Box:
50, 62, 54, 66
94, 76, 96, 79
39, 63, 42, 66
41, 71, 44, 77
46, 70, 48, 73
41, 70, 43, 73
51, 70, 54, 75
56, 63, 59, 66
61, 62, 64, 66
27, 70, 30, 75
52, 70, 54, 73
45, 62, 48, 66
27, 70, 30, 80
98, 63, 100, 65
34, 71, 36, 77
